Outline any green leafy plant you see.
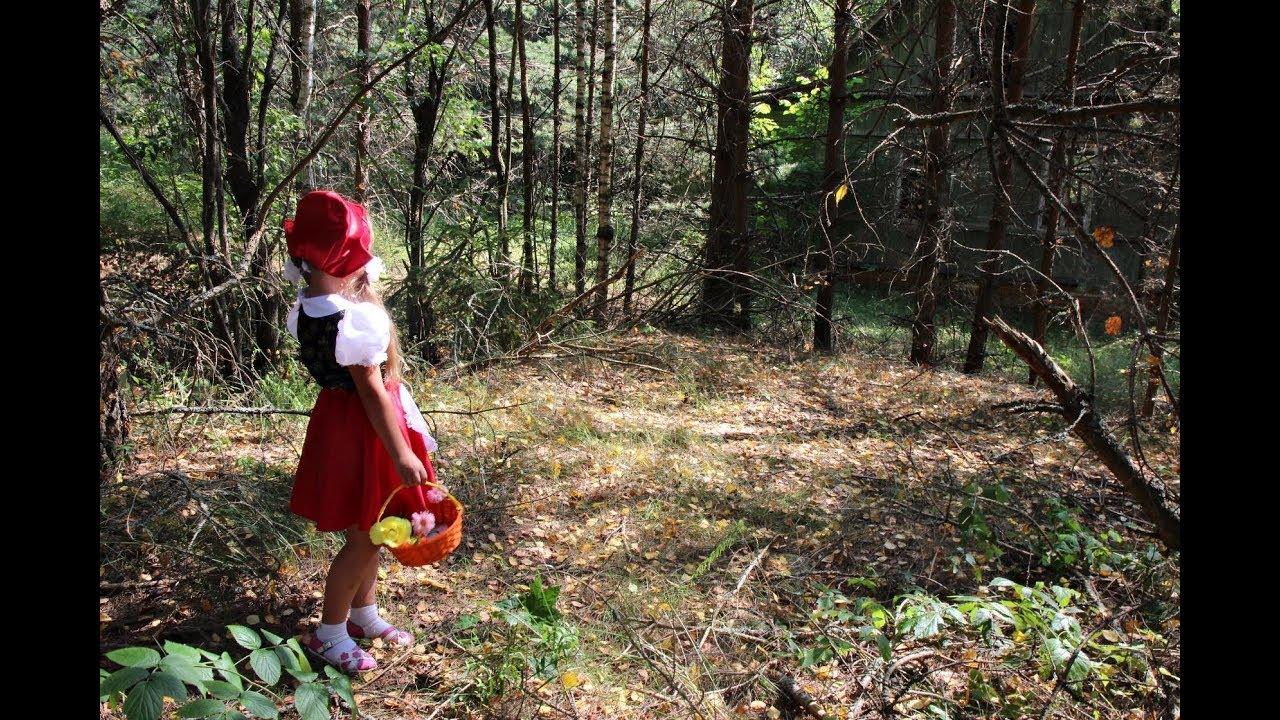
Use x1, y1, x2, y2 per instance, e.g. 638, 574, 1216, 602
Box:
454, 576, 581, 702
100, 625, 358, 720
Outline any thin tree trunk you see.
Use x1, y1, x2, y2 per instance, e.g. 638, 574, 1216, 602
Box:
518, 0, 537, 293
624, 0, 651, 319
1141, 221, 1179, 417
592, 0, 617, 320
1029, 0, 1084, 383
987, 317, 1180, 552
572, 0, 589, 296
289, 0, 316, 188
814, 0, 851, 354
703, 0, 755, 330
501, 12, 518, 273
100, 287, 131, 482
355, 0, 372, 200
549, 0, 562, 293
909, 0, 956, 366
483, 0, 507, 277
963, 0, 1035, 373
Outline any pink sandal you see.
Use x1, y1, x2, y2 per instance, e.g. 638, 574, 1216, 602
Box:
303, 634, 377, 674
347, 619, 414, 647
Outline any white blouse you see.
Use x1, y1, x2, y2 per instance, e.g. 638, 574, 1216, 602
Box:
286, 291, 439, 453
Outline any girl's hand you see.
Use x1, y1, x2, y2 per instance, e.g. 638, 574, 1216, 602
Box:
395, 452, 431, 487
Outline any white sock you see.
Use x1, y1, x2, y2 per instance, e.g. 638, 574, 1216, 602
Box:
350, 602, 409, 640
315, 621, 357, 654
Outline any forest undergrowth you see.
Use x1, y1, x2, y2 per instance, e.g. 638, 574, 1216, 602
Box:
100, 329, 1180, 720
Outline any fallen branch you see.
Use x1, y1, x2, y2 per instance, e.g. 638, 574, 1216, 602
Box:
985, 316, 1179, 551
773, 674, 827, 719
131, 405, 312, 417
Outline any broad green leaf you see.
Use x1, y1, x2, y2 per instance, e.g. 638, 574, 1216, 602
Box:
273, 646, 299, 672
161, 656, 214, 693
238, 690, 279, 719
875, 632, 892, 662
286, 638, 313, 673
149, 671, 190, 703
216, 652, 244, 690
122, 677, 165, 720
227, 625, 262, 651
101, 666, 150, 698
108, 647, 162, 668
285, 667, 319, 683
1067, 650, 1094, 684
753, 103, 771, 115
329, 674, 358, 717
295, 682, 331, 720
250, 648, 282, 685
177, 699, 226, 718
164, 641, 204, 662
224, 712, 251, 720
205, 680, 242, 701
454, 614, 480, 630
260, 629, 285, 645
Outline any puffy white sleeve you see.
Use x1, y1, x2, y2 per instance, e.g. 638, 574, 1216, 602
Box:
334, 302, 391, 367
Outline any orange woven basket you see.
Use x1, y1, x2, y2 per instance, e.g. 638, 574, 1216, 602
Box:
374, 482, 464, 567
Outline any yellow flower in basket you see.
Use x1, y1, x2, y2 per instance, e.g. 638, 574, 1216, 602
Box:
369, 516, 412, 547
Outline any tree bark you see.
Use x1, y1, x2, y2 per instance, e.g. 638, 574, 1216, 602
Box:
963, 0, 1036, 373
624, 0, 652, 319
572, 0, 590, 296
592, 0, 617, 319
908, 0, 955, 366
987, 316, 1180, 552
518, 0, 537, 293
354, 0, 372, 200
549, 0, 563, 293
813, 0, 851, 354
702, 0, 755, 331
483, 0, 508, 277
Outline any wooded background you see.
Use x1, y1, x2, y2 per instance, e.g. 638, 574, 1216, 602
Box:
100, 0, 1179, 519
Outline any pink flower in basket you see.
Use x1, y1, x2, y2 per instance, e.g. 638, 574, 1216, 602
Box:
411, 510, 436, 538
427, 488, 446, 504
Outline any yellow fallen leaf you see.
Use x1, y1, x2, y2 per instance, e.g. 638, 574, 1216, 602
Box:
562, 671, 581, 689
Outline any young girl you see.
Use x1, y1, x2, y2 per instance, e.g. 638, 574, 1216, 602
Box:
282, 190, 442, 674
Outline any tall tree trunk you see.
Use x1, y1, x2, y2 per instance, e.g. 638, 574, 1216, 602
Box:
703, 0, 755, 330
100, 287, 131, 482
549, 0, 562, 293
483, 0, 508, 277
813, 0, 851, 354
354, 0, 372, 200
501, 15, 517, 274
220, 0, 278, 375
624, 0, 651, 319
592, 0, 617, 320
908, 0, 956, 366
572, 0, 589, 296
406, 51, 449, 363
288, 0, 316, 188
518, 0, 537, 293
1029, 0, 1084, 383
1141, 221, 1179, 417
963, 0, 1036, 373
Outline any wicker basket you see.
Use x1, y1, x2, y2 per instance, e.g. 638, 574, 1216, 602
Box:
373, 482, 463, 567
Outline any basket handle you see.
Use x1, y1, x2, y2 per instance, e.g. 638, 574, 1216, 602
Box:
375, 481, 463, 524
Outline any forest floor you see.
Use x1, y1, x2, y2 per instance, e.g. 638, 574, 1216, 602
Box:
100, 329, 1181, 720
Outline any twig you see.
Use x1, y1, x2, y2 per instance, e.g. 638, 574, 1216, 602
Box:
132, 405, 312, 417
698, 539, 775, 649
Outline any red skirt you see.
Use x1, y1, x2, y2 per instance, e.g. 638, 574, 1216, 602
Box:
290, 381, 438, 532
